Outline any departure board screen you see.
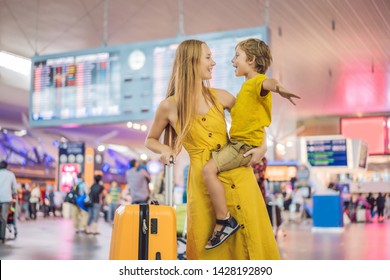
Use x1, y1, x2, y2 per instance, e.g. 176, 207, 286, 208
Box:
32, 52, 121, 123
30, 26, 268, 127
306, 139, 348, 167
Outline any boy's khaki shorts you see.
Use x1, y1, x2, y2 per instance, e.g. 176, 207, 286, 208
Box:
211, 139, 254, 173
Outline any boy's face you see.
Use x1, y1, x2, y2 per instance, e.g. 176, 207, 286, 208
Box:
231, 46, 252, 78
199, 44, 216, 80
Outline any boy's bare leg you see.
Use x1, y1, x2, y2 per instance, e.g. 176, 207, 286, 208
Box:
203, 159, 229, 232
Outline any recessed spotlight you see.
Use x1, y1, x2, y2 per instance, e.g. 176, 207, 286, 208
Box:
140, 153, 148, 161
97, 145, 105, 152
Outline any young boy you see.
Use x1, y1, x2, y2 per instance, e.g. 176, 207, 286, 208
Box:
203, 38, 300, 249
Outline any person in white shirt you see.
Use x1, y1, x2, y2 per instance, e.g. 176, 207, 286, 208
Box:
0, 160, 17, 221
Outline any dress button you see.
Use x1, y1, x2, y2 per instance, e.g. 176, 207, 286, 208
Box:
216, 144, 221, 149
202, 117, 206, 121
208, 133, 212, 137
231, 184, 235, 189
241, 224, 245, 229
236, 205, 241, 210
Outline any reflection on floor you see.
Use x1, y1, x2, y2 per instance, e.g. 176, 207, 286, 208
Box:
1, 215, 389, 260
277, 219, 390, 260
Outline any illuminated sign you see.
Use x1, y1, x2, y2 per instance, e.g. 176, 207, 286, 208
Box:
59, 163, 81, 192
58, 142, 85, 191
341, 116, 388, 155
306, 139, 348, 167
265, 166, 297, 181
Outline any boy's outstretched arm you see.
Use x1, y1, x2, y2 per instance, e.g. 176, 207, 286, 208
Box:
262, 78, 301, 105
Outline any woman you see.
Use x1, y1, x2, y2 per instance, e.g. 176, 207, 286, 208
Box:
29, 183, 41, 220
145, 39, 280, 259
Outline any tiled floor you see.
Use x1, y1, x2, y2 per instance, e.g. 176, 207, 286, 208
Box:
1, 215, 389, 260
277, 219, 390, 260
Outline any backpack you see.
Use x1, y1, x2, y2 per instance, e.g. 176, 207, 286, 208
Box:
64, 183, 80, 205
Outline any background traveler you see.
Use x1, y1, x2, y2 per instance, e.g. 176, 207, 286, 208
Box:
126, 159, 151, 204
86, 174, 104, 235
108, 181, 121, 222
18, 184, 30, 221
29, 183, 40, 220
0, 160, 17, 222
72, 173, 88, 233
376, 192, 385, 223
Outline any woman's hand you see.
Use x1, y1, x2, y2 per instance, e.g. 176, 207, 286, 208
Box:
160, 145, 175, 165
243, 145, 267, 167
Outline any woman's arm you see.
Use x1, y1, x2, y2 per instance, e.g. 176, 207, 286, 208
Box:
145, 98, 176, 165
214, 88, 235, 111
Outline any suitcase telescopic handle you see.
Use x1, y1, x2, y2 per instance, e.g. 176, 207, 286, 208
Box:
164, 156, 174, 206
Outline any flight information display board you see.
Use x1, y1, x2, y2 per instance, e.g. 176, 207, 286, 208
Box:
32, 52, 121, 122
30, 26, 268, 127
306, 139, 348, 167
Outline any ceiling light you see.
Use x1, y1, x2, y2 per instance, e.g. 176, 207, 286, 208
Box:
276, 143, 286, 153
0, 51, 31, 76
97, 145, 105, 152
141, 125, 148, 131
140, 153, 148, 161
14, 130, 27, 137
133, 123, 141, 130
286, 141, 294, 147
127, 122, 133, 128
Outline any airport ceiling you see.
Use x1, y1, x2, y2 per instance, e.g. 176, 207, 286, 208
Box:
0, 0, 389, 157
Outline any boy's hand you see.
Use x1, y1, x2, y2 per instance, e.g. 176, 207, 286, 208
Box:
276, 85, 300, 105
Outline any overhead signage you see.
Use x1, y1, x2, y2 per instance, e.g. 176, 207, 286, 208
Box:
296, 165, 310, 181
58, 142, 85, 192
30, 26, 269, 127
306, 139, 348, 167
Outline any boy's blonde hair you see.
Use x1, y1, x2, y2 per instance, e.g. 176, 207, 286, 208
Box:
236, 38, 272, 74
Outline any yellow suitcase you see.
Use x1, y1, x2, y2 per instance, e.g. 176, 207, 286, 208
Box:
109, 203, 177, 260
109, 158, 177, 260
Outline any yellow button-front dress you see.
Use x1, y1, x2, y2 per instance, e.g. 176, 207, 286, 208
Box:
182, 90, 280, 260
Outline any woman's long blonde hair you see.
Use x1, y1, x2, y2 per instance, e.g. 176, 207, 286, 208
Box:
164, 39, 220, 153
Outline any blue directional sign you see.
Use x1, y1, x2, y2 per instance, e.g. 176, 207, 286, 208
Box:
306, 139, 348, 167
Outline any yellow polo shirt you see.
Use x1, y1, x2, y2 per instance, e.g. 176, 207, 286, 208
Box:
229, 74, 272, 146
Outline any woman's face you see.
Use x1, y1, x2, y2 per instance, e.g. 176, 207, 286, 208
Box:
199, 44, 216, 80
